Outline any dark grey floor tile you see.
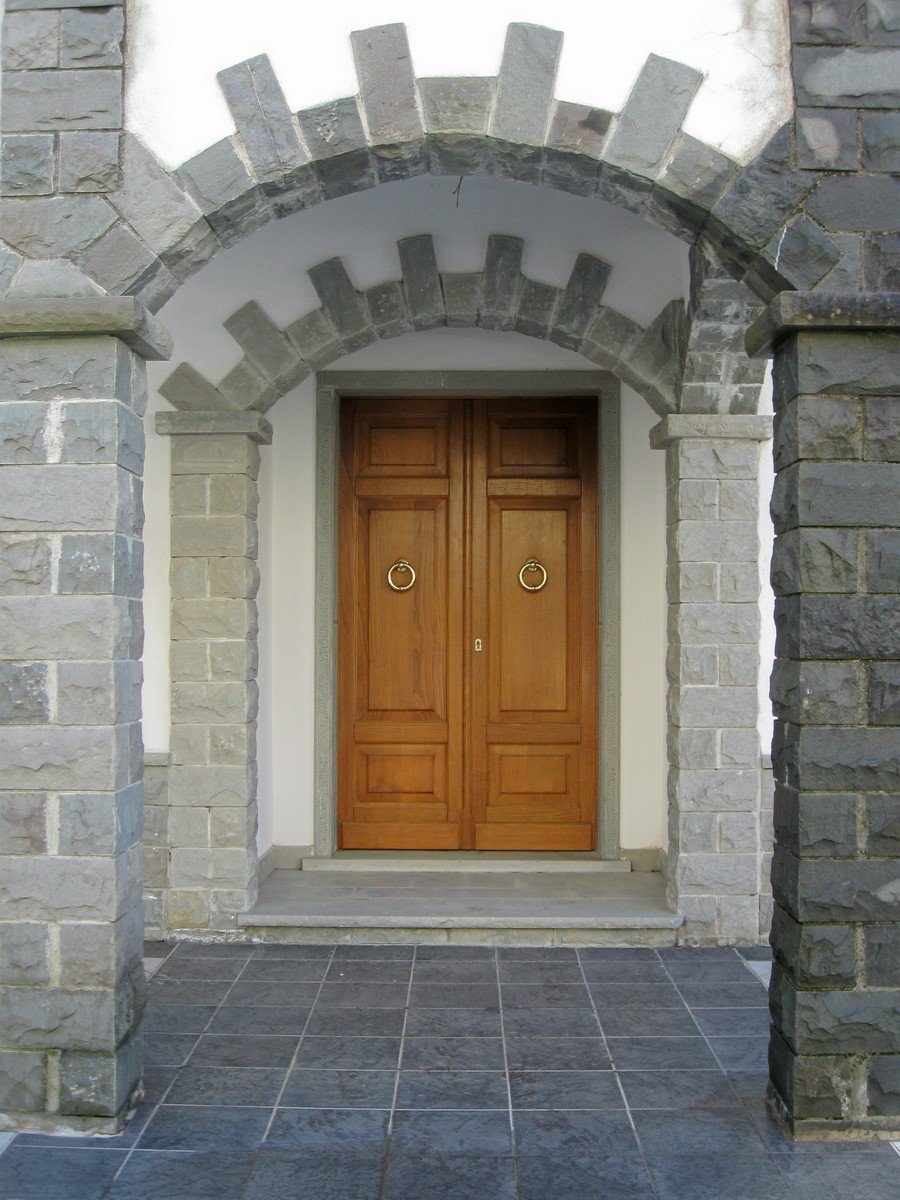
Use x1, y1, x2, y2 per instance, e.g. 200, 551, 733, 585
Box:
141, 1065, 180, 1104
188, 1034, 298, 1068
142, 1004, 217, 1035
252, 943, 336, 959
402, 1036, 505, 1071
633, 1108, 769, 1158
413, 959, 499, 984
498, 960, 585, 984
510, 1070, 624, 1110
619, 1069, 741, 1111
389, 1109, 513, 1154
148, 979, 232, 1006
505, 1035, 611, 1071
578, 947, 660, 961
244, 1149, 384, 1200
165, 1065, 287, 1106
664, 959, 761, 983
138, 1103, 270, 1150
405, 1007, 502, 1037
240, 958, 330, 982
709, 1036, 769, 1072
144, 939, 174, 958
266, 1107, 390, 1149
305, 1006, 406, 1037
579, 961, 671, 983
107, 1150, 255, 1200
513, 1108, 638, 1155
658, 947, 736, 961
692, 1007, 770, 1037
396, 1070, 509, 1110
222, 980, 321, 1008
383, 1153, 517, 1199
325, 960, 412, 983
206, 1005, 311, 1036
649, 1151, 788, 1200
155, 957, 246, 981
144, 1033, 199, 1066
169, 942, 253, 959
295, 1035, 401, 1070
501, 983, 592, 1009
609, 1036, 720, 1071
600, 1006, 699, 1037
331, 944, 415, 961
736, 946, 773, 962
408, 982, 500, 1008
316, 982, 410, 1008
281, 1068, 396, 1109
589, 983, 684, 1008
414, 945, 496, 961
502, 1007, 601, 1038
498, 946, 579, 961
0, 1147, 127, 1199
677, 981, 768, 1008
517, 1151, 655, 1199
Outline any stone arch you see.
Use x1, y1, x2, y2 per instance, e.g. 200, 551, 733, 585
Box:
157, 232, 690, 419
0, 23, 843, 318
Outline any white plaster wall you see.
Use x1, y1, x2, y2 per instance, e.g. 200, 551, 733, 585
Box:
127, 0, 792, 169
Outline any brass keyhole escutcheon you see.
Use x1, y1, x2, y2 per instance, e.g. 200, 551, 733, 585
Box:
518, 558, 548, 591
387, 559, 416, 592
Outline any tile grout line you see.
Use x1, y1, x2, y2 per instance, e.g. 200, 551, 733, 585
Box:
575, 946, 662, 1200
493, 949, 522, 1199
111, 941, 262, 1184
380, 945, 418, 1200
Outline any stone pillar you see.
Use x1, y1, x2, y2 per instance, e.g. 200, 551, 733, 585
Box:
155, 410, 271, 932
749, 293, 899, 1136
0, 297, 170, 1131
652, 413, 773, 943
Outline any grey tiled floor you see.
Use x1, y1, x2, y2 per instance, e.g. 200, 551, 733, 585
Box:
1, 943, 898, 1200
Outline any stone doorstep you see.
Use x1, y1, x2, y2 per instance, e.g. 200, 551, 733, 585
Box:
300, 851, 634, 874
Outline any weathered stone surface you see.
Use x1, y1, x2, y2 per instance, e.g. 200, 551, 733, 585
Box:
169, 432, 260, 477
57, 130, 119, 192
419, 78, 492, 133
777, 594, 899, 659
397, 234, 444, 331
763, 217, 842, 290
867, 529, 900, 593
771, 527, 858, 595
773, 848, 900, 922
861, 111, 900, 171
223, 301, 302, 390
1, 68, 121, 132
772, 905, 856, 986
0, 195, 116, 257
56, 660, 141, 725
807, 174, 900, 232
866, 925, 900, 987
675, 768, 760, 812
0, 1049, 45, 1113
441, 272, 481, 328
58, 1030, 141, 1118
868, 1055, 900, 1117
365, 281, 411, 339
868, 661, 900, 725
0, 661, 49, 723
351, 24, 422, 145
158, 364, 234, 414
0, 922, 48, 985
605, 55, 702, 179
307, 257, 372, 351
1, 133, 55, 195
490, 22, 561, 146
0, 464, 141, 536
546, 101, 611, 160
78, 222, 158, 295
58, 6, 122, 69
676, 851, 758, 895
297, 98, 375, 199
769, 1027, 860, 1121
774, 461, 899, 530
514, 278, 559, 339
550, 253, 610, 349
772, 966, 900, 1055
862, 235, 900, 291
796, 107, 857, 170
672, 601, 760, 644
217, 54, 307, 187
0, 849, 139, 923
774, 395, 862, 468
773, 783, 858, 857
0, 793, 46, 854
479, 234, 523, 332
168, 764, 256, 808
0, 593, 139, 662
712, 126, 814, 252
285, 308, 344, 370
1, 9, 58, 71
659, 133, 736, 209
867, 794, 900, 857
177, 137, 269, 245
793, 45, 900, 108
771, 659, 863, 725
58, 785, 141, 857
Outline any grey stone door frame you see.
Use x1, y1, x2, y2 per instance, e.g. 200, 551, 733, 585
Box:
313, 369, 622, 859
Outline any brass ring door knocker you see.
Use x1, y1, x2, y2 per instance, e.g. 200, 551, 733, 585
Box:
387, 559, 416, 592
518, 558, 548, 591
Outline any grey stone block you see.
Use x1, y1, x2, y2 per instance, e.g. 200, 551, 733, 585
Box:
581, 306, 642, 370
862, 234, 900, 291
771, 659, 863, 725
398, 233, 444, 330
217, 359, 280, 413
772, 848, 900, 924
57, 660, 140, 726
59, 1030, 142, 1118
779, 593, 900, 659
867, 794, 900, 857
771, 907, 856, 988
490, 22, 562, 146
675, 767, 760, 812
672, 600, 760, 645
0, 245, 23, 296
419, 78, 492, 133
0, 195, 116, 257
285, 308, 344, 370
58, 130, 120, 192
605, 55, 702, 179
177, 137, 269, 246
486, 138, 543, 185
1, 67, 122, 132
621, 298, 686, 410
868, 662, 900, 726
217, 54, 307, 187
1, 133, 55, 195
0, 1050, 45, 1113
1, 10, 58, 71
861, 111, 900, 172
223, 301, 303, 391
78, 221, 158, 294
865, 925, 900, 987
158, 363, 233, 413
479, 233, 523, 331
788, 0, 855, 44
351, 24, 423, 144
0, 463, 141, 539
171, 516, 256, 561
773, 966, 899, 1056
546, 101, 611, 158
365, 281, 411, 339
0, 535, 52, 594
59, 5, 122, 68
514, 278, 559, 339
796, 108, 857, 171
659, 133, 736, 209
0, 661, 49, 723
58, 531, 141, 596
307, 257, 372, 351
0, 793, 47, 854
864, 395, 900, 461
763, 217, 842, 290
426, 130, 491, 176
297, 98, 375, 199
779, 723, 899, 793
712, 125, 814, 252
807, 174, 900, 233
868, 1056, 900, 1118
793, 45, 900, 108
441, 272, 481, 328
771, 527, 858, 595
790, 461, 898, 529
867, 529, 900, 593
168, 763, 255, 808
549, 254, 610, 350
774, 395, 862, 468
0, 723, 140, 794
773, 784, 859, 858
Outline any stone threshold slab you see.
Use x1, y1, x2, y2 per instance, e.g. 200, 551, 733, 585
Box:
300, 851, 633, 874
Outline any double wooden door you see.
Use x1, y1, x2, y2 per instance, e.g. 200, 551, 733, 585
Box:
338, 395, 598, 851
